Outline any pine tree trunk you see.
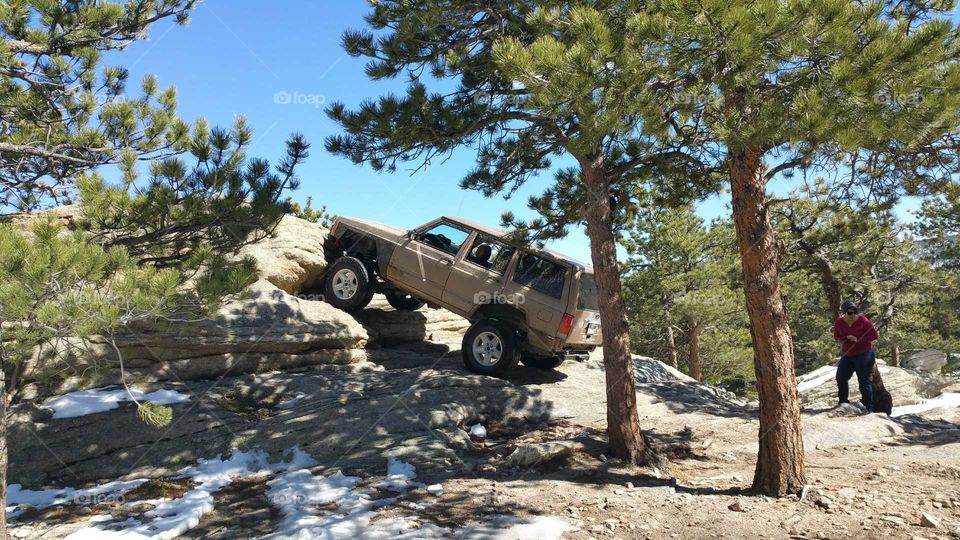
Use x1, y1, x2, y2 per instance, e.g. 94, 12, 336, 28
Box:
1, 361, 7, 540
687, 318, 702, 381
815, 257, 843, 319
663, 298, 678, 368
729, 145, 806, 497
582, 160, 648, 465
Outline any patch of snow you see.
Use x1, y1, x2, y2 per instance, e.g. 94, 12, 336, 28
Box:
375, 456, 424, 492
469, 423, 487, 439
7, 478, 146, 510
263, 466, 437, 540
16, 446, 576, 540
44, 387, 190, 419
456, 515, 578, 539
64, 447, 316, 540
268, 469, 358, 509
277, 392, 306, 410
797, 366, 837, 393
892, 392, 960, 417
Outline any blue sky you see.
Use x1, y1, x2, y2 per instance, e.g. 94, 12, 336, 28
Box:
105, 0, 931, 263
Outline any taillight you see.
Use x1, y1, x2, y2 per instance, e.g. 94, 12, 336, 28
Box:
558, 313, 574, 336
330, 221, 340, 236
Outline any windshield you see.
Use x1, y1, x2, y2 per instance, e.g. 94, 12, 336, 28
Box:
577, 272, 599, 311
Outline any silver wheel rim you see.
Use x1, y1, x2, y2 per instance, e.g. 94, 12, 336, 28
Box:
472, 331, 503, 367
332, 268, 359, 300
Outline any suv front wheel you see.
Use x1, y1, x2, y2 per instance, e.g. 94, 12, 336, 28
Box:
462, 319, 520, 376
324, 256, 374, 312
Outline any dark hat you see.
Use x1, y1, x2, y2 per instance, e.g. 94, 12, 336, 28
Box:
841, 300, 858, 313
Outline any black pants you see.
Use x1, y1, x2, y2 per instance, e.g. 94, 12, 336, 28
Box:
837, 350, 875, 412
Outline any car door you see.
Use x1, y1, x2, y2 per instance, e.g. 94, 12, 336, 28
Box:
386, 221, 471, 303
501, 252, 571, 351
442, 234, 517, 314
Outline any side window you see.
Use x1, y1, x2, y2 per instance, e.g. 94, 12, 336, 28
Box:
512, 253, 567, 298
465, 235, 516, 275
415, 223, 470, 256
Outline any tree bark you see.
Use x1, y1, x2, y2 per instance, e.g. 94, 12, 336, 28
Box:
729, 145, 806, 497
581, 160, 649, 466
687, 317, 702, 381
663, 298, 678, 368
1, 358, 8, 540
812, 255, 843, 319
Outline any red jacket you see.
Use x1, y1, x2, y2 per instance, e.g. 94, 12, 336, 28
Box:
833, 315, 878, 357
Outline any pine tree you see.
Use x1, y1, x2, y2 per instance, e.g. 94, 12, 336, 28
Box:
326, 1, 719, 468
623, 201, 744, 381
0, 3, 308, 537
635, 0, 960, 495
916, 181, 960, 272
0, 0, 198, 211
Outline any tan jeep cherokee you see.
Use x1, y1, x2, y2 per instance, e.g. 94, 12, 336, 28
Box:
322, 216, 601, 375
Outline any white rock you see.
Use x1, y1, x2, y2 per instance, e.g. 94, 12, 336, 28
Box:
919, 511, 941, 528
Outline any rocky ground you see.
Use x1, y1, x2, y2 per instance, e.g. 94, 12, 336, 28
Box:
9, 323, 960, 539
6, 215, 960, 539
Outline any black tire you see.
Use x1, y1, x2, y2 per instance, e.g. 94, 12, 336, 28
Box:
385, 291, 425, 311
520, 355, 564, 370
323, 256, 374, 312
462, 319, 521, 376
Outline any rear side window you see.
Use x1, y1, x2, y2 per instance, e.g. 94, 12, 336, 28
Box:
577, 272, 599, 310
512, 253, 567, 299
416, 222, 470, 256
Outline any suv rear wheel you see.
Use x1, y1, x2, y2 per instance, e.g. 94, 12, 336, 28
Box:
324, 256, 374, 312
385, 291, 425, 311
520, 355, 564, 370
462, 319, 520, 376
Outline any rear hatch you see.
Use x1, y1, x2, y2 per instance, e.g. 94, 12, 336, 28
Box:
562, 271, 601, 348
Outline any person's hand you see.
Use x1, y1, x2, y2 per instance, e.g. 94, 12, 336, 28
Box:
846, 335, 858, 342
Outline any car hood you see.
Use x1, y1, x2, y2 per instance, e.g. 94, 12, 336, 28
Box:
336, 216, 408, 243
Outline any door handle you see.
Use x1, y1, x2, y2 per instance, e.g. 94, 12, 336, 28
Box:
439, 258, 452, 265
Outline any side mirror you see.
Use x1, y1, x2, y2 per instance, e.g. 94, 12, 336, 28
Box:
406, 230, 415, 239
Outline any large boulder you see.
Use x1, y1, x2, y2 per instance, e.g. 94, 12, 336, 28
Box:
802, 409, 905, 449
356, 295, 469, 347
3, 203, 83, 231
235, 214, 329, 295
18, 280, 370, 399
799, 361, 947, 410
902, 349, 948, 374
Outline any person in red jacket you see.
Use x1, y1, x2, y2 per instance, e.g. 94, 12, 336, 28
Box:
833, 300, 880, 412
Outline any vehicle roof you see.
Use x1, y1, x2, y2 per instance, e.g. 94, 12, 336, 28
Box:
441, 215, 593, 272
